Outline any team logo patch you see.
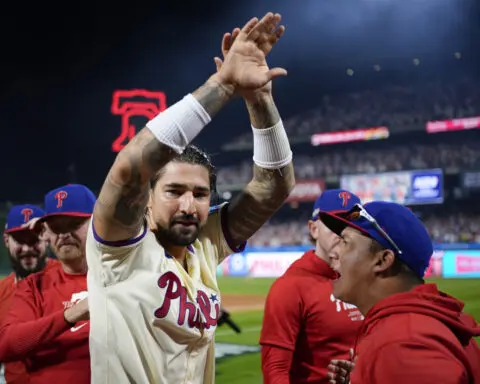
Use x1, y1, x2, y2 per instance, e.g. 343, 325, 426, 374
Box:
338, 191, 352, 207
55, 190, 68, 208
21, 208, 33, 223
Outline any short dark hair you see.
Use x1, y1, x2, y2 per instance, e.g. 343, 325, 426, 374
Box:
150, 145, 219, 204
369, 239, 424, 284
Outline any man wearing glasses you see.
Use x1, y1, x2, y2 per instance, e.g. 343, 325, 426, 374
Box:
320, 201, 480, 383
0, 184, 93, 384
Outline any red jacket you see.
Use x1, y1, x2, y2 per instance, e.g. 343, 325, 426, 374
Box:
260, 250, 363, 383
0, 259, 60, 384
0, 263, 90, 384
351, 284, 480, 383
0, 273, 29, 384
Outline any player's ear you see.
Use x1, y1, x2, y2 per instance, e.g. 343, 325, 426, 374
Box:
147, 189, 154, 209
308, 220, 319, 241
372, 249, 395, 274
145, 189, 157, 231
3, 233, 9, 248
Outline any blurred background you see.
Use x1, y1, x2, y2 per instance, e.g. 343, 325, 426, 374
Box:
1, 0, 479, 382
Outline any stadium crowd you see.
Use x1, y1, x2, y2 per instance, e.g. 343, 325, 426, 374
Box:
217, 141, 480, 186
227, 76, 480, 147
247, 212, 480, 247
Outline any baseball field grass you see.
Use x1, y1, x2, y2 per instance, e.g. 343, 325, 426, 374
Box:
0, 274, 478, 383
215, 277, 480, 384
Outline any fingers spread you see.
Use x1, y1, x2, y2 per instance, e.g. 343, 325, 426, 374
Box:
222, 33, 231, 55
275, 25, 285, 40
267, 67, 288, 81
214, 57, 223, 71
231, 28, 241, 45
239, 17, 259, 40
248, 12, 281, 41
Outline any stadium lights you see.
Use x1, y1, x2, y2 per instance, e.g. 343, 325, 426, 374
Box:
222, 191, 232, 200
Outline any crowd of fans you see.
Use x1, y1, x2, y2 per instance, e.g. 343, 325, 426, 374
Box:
227, 76, 480, 148
247, 213, 480, 247
217, 141, 480, 186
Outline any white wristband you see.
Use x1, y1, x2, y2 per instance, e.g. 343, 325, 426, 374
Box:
146, 94, 211, 154
252, 120, 293, 169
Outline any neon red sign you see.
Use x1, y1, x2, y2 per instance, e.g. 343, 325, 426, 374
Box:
111, 89, 167, 152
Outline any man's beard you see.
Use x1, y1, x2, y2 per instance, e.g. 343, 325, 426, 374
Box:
155, 217, 201, 247
9, 253, 47, 279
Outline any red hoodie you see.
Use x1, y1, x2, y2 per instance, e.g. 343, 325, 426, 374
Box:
351, 284, 480, 384
260, 250, 363, 383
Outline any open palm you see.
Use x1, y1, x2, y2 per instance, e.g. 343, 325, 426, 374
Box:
216, 13, 287, 93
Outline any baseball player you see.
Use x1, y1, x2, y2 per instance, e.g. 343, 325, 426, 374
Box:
86, 12, 294, 384
0, 184, 95, 384
260, 190, 364, 384
0, 204, 54, 384
320, 201, 480, 383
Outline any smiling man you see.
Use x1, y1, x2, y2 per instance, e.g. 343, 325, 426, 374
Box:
0, 184, 94, 384
86, 12, 295, 384
320, 201, 480, 383
1, 204, 50, 384
3, 205, 49, 281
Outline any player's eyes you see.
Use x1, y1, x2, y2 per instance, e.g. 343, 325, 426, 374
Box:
165, 190, 181, 197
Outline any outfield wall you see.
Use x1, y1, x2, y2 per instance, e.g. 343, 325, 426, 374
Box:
217, 243, 480, 279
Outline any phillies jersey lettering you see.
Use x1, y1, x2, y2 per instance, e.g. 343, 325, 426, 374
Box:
330, 294, 365, 321
86, 204, 245, 384
155, 272, 219, 329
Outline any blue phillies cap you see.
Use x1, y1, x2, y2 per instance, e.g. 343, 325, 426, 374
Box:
311, 189, 361, 220
320, 201, 433, 278
4, 204, 45, 233
41, 184, 96, 220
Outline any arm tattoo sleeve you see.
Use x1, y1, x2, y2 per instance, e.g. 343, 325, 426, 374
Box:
226, 163, 295, 246
225, 94, 295, 246
93, 79, 234, 242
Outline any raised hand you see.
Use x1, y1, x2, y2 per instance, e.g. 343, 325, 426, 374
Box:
215, 27, 272, 97
215, 12, 287, 94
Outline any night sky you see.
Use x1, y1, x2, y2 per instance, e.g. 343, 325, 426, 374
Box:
1, 0, 478, 203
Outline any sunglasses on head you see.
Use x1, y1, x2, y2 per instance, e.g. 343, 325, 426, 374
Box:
347, 203, 403, 256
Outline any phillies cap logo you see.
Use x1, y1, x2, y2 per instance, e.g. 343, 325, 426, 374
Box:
55, 191, 68, 208
338, 191, 352, 207
21, 208, 33, 223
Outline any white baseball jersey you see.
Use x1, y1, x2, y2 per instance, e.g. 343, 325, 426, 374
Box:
86, 204, 244, 384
